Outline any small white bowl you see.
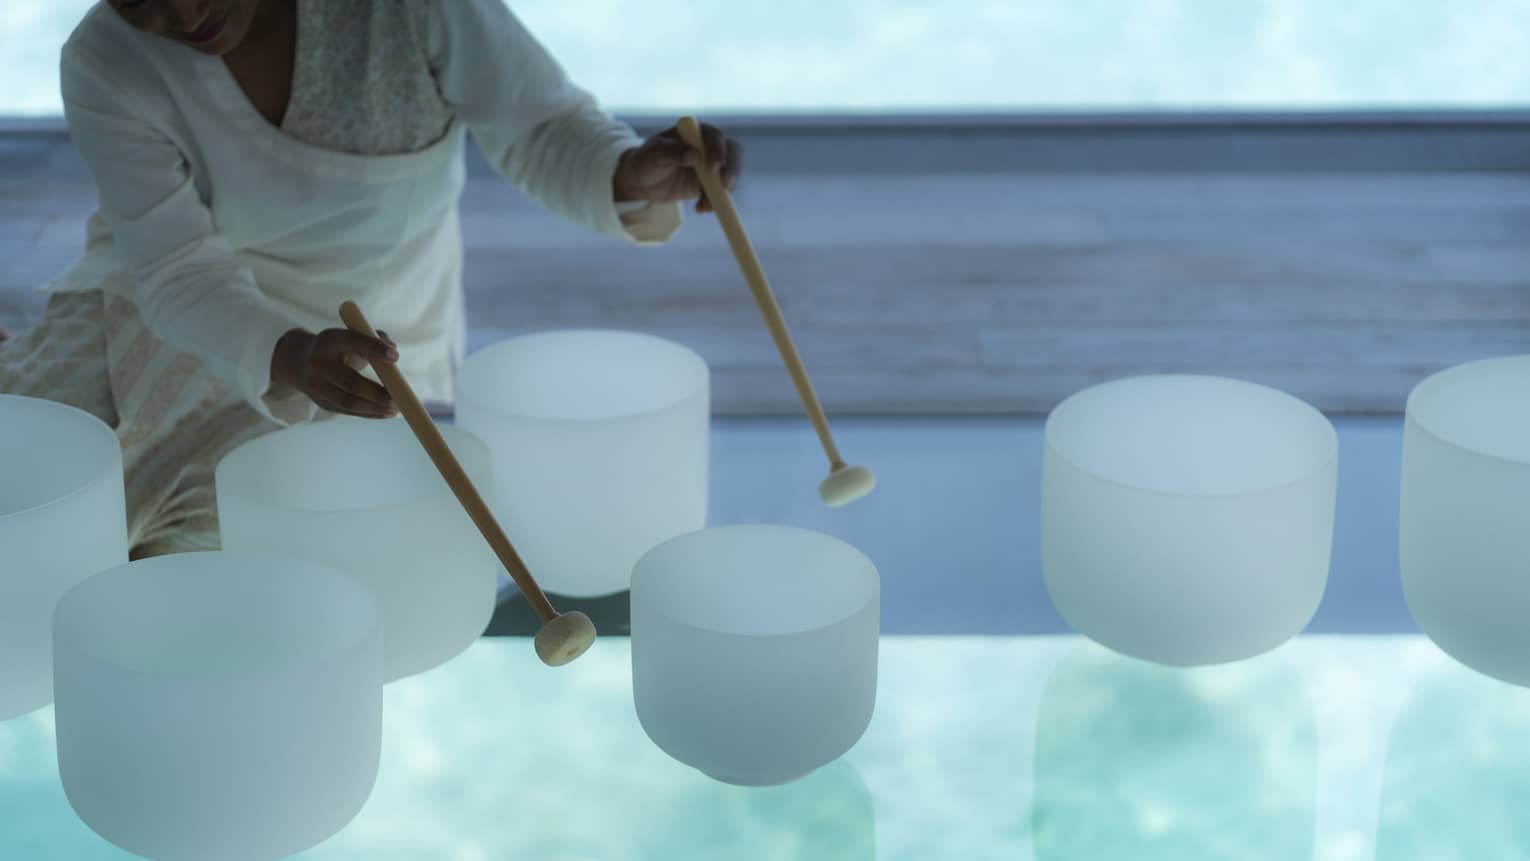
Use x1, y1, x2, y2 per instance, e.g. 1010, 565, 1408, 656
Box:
217, 416, 497, 681
52, 551, 383, 860
0, 394, 127, 721
456, 330, 710, 598
1042, 374, 1337, 666
632, 525, 880, 786
1401, 355, 1530, 686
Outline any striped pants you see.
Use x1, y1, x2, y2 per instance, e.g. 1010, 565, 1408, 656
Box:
0, 290, 278, 558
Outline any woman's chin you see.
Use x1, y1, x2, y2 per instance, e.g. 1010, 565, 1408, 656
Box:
179, 5, 247, 56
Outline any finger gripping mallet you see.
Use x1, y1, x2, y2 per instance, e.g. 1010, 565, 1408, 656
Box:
675, 115, 875, 507
339, 300, 596, 666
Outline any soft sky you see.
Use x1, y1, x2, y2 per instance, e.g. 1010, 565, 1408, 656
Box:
3, 0, 1527, 115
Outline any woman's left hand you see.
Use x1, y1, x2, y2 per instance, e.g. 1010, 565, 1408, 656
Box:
613, 122, 742, 213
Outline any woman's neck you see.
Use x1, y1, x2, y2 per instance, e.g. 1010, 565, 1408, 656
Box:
221, 0, 298, 128
230, 0, 297, 58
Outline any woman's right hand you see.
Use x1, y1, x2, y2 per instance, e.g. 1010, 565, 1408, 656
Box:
270, 327, 398, 418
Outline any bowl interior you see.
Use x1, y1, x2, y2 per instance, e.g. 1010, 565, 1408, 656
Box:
1406, 355, 1530, 465
217, 417, 487, 512
0, 395, 119, 518
54, 553, 377, 678
1045, 375, 1336, 496
634, 526, 878, 637
457, 331, 708, 422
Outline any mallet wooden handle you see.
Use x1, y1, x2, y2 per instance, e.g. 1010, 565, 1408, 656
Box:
339, 301, 559, 623
675, 116, 847, 471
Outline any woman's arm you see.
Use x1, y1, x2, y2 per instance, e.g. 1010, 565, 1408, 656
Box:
425, 0, 704, 244
60, 43, 393, 422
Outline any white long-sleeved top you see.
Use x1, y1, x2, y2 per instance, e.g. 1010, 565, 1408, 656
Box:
52, 0, 680, 424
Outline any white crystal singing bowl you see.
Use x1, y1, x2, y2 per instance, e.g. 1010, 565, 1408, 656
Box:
216, 416, 497, 682
1401, 355, 1530, 687
0, 394, 128, 721
1041, 375, 1338, 666
52, 552, 383, 861
631, 525, 880, 786
455, 330, 710, 598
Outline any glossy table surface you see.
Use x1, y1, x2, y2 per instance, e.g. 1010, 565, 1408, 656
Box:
2, 635, 1524, 860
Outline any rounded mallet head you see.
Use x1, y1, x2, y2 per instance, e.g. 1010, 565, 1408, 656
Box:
819, 464, 876, 508
534, 611, 598, 667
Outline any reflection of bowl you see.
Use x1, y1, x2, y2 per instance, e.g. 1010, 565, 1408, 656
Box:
1042, 375, 1337, 665
52, 552, 383, 861
1401, 355, 1530, 687
634, 761, 876, 859
632, 525, 880, 786
1033, 642, 1317, 859
1378, 655, 1530, 859
255, 641, 876, 858
455, 330, 709, 598
0, 394, 127, 721
217, 416, 497, 681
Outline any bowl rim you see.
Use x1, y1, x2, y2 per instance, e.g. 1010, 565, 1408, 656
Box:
1042, 373, 1340, 499
215, 418, 491, 514
1403, 354, 1530, 468
454, 329, 711, 425
52, 551, 383, 682
630, 524, 881, 639
0, 394, 122, 523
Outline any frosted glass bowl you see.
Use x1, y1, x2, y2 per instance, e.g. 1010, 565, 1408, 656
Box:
0, 394, 127, 721
631, 525, 880, 786
217, 416, 497, 682
456, 330, 709, 598
1041, 375, 1337, 666
1401, 355, 1530, 687
52, 552, 383, 861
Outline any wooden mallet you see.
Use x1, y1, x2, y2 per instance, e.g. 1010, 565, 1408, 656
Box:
339, 301, 596, 667
674, 115, 876, 507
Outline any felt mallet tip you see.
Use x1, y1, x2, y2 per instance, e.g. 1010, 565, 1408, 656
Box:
819, 464, 876, 508
534, 611, 597, 667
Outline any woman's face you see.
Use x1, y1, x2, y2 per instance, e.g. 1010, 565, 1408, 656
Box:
106, 0, 260, 56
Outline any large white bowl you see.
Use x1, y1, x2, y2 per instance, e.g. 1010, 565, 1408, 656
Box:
1401, 355, 1530, 687
52, 552, 383, 860
0, 394, 127, 721
455, 330, 709, 598
1041, 374, 1338, 666
217, 416, 497, 681
631, 525, 879, 786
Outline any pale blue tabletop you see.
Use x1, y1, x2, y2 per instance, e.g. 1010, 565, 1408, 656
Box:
1, 635, 1522, 860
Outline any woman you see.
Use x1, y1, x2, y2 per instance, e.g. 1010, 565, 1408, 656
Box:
0, 0, 739, 557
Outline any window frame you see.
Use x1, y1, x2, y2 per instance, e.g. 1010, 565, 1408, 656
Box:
610, 110, 1530, 175
6, 110, 1530, 181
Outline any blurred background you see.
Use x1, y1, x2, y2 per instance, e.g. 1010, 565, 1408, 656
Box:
3, 1, 1528, 634
5, 0, 1530, 114
5, 5, 1530, 859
